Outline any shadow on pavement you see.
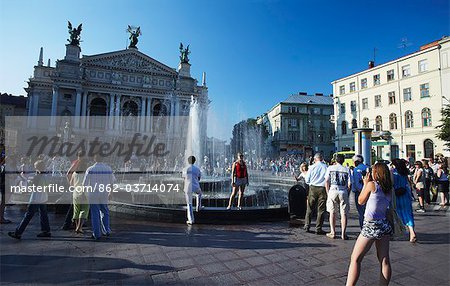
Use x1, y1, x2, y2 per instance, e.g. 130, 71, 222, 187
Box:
0, 254, 173, 284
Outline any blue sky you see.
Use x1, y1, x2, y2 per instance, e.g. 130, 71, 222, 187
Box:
0, 0, 448, 141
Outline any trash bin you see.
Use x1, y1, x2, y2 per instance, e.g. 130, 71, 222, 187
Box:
288, 184, 307, 224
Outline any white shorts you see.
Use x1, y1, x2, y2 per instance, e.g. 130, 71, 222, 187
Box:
326, 190, 349, 215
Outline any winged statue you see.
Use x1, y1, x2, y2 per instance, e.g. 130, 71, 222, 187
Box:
179, 42, 190, 64
67, 21, 82, 46
127, 25, 141, 49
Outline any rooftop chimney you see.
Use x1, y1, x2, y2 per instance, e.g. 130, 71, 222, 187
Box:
299, 92, 307, 95
368, 61, 375, 69
315, 93, 323, 96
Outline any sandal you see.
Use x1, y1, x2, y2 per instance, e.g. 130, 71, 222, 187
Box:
410, 236, 417, 243
342, 235, 349, 240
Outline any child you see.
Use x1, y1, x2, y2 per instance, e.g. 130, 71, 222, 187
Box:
8, 160, 51, 239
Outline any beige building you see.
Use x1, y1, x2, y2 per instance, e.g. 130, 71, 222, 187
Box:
257, 93, 334, 159
332, 37, 450, 161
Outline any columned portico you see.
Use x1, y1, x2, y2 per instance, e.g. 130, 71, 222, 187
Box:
140, 97, 146, 132
74, 89, 82, 128
114, 94, 121, 131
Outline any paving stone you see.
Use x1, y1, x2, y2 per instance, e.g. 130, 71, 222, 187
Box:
235, 268, 264, 282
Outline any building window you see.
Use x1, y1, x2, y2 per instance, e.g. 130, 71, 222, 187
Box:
422, 108, 432, 127
362, 98, 368, 110
63, 93, 72, 100
350, 82, 356, 92
375, 116, 382, 131
362, 117, 369, 128
374, 95, 381, 108
361, 78, 367, 89
389, 113, 397, 130
424, 139, 434, 158
419, 59, 428, 73
420, 83, 430, 98
403, 87, 412, 101
339, 85, 345, 95
388, 91, 396, 105
351, 119, 357, 129
340, 103, 346, 113
402, 65, 411, 78
350, 100, 356, 112
387, 69, 395, 81
373, 74, 380, 85
341, 121, 347, 135
405, 110, 414, 128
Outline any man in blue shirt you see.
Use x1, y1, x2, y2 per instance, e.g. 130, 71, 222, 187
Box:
304, 153, 328, 235
350, 155, 368, 228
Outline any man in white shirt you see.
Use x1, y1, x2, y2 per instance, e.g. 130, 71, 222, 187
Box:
83, 155, 115, 240
304, 153, 328, 235
183, 156, 202, 225
325, 154, 351, 240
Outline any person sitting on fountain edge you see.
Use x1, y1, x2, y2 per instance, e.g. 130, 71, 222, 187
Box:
183, 156, 203, 225
227, 153, 249, 210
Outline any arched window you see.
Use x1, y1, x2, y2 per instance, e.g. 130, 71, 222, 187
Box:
389, 113, 397, 130
122, 100, 139, 131
362, 117, 369, 128
89, 97, 107, 130
424, 139, 434, 158
351, 119, 358, 129
375, 116, 382, 131
405, 110, 414, 128
421, 108, 432, 127
341, 121, 347, 135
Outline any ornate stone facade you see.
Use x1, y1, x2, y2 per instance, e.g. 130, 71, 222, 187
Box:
24, 41, 209, 156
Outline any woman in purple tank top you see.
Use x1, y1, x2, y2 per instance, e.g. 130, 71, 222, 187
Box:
346, 162, 393, 286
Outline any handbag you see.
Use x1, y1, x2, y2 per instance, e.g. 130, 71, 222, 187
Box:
415, 182, 424, 189
386, 191, 406, 238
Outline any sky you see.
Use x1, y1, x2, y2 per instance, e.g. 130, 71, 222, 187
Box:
0, 0, 448, 141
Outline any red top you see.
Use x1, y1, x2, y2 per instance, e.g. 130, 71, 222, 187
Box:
235, 162, 247, 178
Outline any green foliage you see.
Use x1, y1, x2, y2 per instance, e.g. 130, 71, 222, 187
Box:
436, 105, 450, 150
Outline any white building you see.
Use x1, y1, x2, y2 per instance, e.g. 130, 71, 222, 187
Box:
332, 37, 450, 161
257, 93, 334, 159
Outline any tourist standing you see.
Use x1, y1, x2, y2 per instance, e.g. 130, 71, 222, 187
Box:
0, 155, 11, 224
304, 153, 328, 235
351, 155, 368, 229
390, 159, 417, 243
227, 153, 249, 210
295, 162, 309, 192
83, 155, 115, 240
422, 160, 433, 205
62, 151, 84, 230
325, 154, 351, 240
413, 161, 426, 213
8, 160, 51, 239
183, 156, 202, 224
436, 161, 449, 206
346, 163, 393, 286
70, 159, 89, 233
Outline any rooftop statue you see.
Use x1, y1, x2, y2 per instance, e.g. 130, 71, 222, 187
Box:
127, 25, 141, 49
179, 42, 190, 64
67, 21, 82, 46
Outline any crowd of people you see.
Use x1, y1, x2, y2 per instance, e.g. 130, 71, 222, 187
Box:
285, 152, 449, 285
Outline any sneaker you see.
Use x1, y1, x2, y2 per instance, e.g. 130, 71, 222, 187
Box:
186, 220, 194, 225
303, 225, 310, 232
315, 230, 327, 235
90, 234, 100, 240
416, 209, 426, 213
326, 233, 336, 239
36, 232, 51, 238
8, 231, 21, 240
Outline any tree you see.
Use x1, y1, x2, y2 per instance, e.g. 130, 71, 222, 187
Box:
436, 105, 450, 150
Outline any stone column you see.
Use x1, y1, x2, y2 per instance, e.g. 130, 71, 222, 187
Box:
146, 97, 152, 133
80, 92, 88, 129
31, 94, 39, 128
114, 94, 121, 131
108, 94, 115, 130
27, 95, 34, 127
140, 97, 146, 132
74, 89, 82, 128
50, 86, 59, 126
